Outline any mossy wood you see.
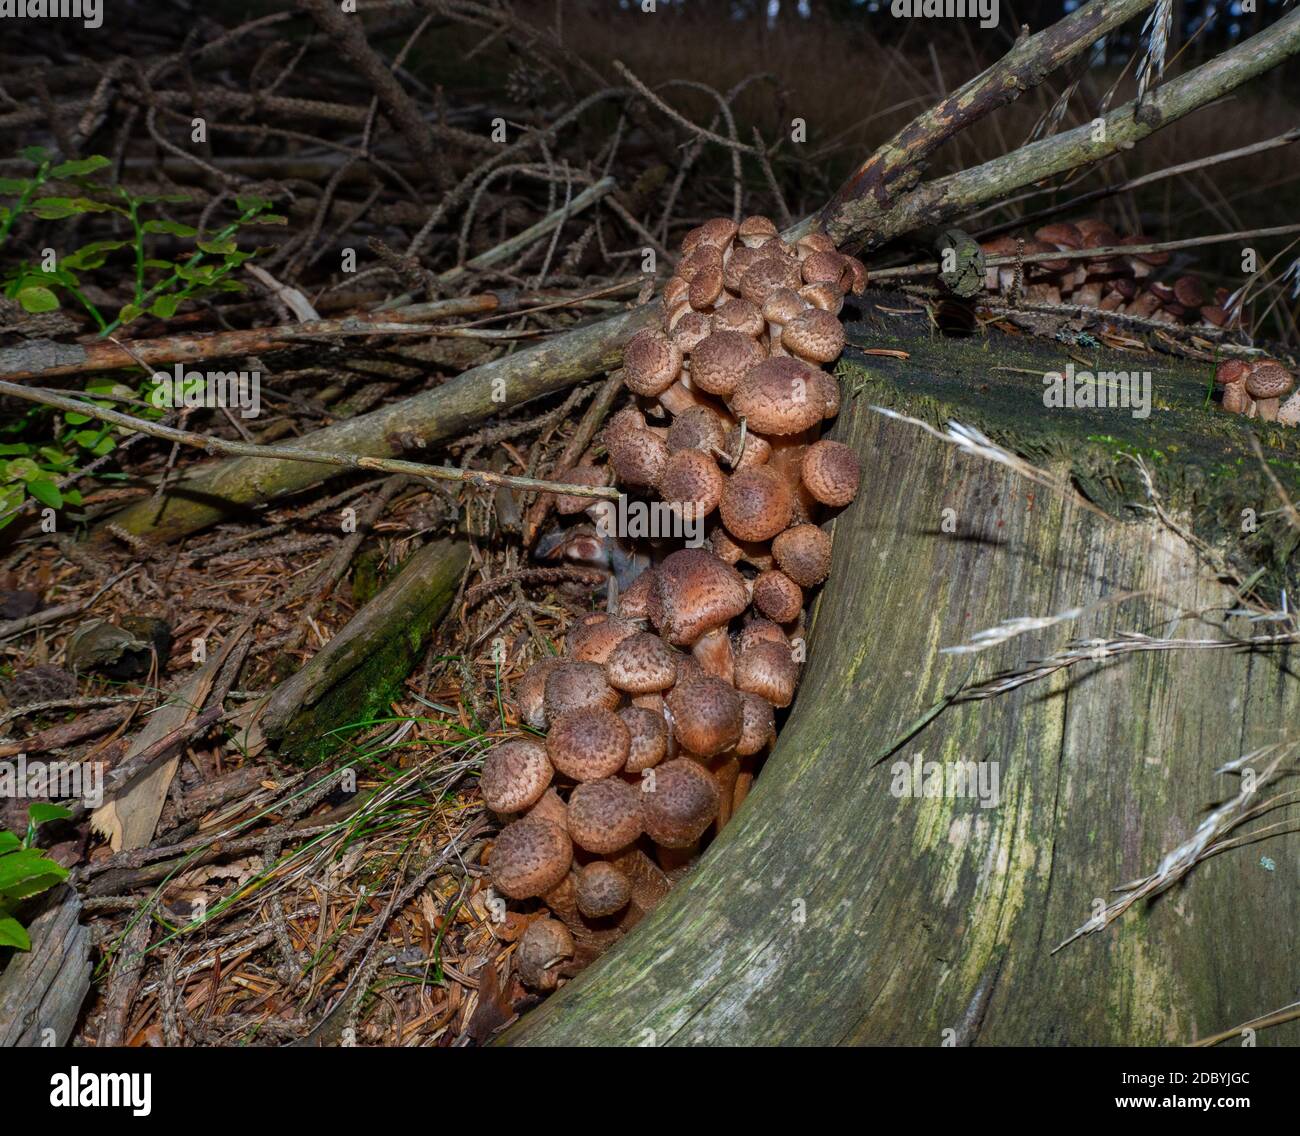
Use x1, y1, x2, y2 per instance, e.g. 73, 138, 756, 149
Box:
503, 301, 1300, 1046
248, 537, 469, 765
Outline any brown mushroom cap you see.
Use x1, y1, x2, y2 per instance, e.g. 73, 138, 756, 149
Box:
575, 861, 633, 918
665, 675, 743, 756
607, 426, 669, 489
490, 816, 573, 899
623, 329, 682, 396
515, 658, 561, 730
739, 254, 803, 305
801, 439, 861, 507
605, 631, 679, 694
1035, 222, 1083, 249
617, 568, 656, 620
762, 287, 807, 328
731, 356, 825, 435
801, 250, 854, 291
771, 523, 833, 587
658, 449, 726, 517
552, 463, 609, 515
547, 708, 631, 781
781, 308, 846, 364
690, 330, 766, 398
515, 916, 574, 990
688, 258, 726, 310
480, 738, 553, 814
720, 466, 794, 543
566, 777, 643, 853
1245, 360, 1295, 401
648, 548, 749, 646
621, 704, 669, 772
752, 569, 804, 624
669, 309, 713, 354
736, 690, 777, 755
1173, 275, 1207, 308
800, 282, 846, 314
735, 618, 787, 654
666, 405, 729, 454
568, 614, 638, 664
544, 661, 619, 722
712, 296, 766, 338
734, 639, 799, 707
696, 216, 740, 248
1215, 359, 1250, 386
736, 215, 779, 248
641, 758, 722, 847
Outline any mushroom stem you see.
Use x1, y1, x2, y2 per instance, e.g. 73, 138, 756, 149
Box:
691, 626, 735, 683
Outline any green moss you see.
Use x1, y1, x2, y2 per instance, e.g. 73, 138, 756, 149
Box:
842, 297, 1300, 598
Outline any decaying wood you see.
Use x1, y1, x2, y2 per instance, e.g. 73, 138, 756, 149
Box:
0, 886, 91, 1047
501, 311, 1300, 1046
237, 537, 470, 763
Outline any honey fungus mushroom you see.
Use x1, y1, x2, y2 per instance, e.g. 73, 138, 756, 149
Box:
641, 758, 723, 847
490, 816, 573, 899
515, 917, 575, 991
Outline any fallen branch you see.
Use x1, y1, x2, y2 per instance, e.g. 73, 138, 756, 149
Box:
0, 379, 622, 504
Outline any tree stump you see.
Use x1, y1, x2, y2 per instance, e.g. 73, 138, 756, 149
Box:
502, 301, 1300, 1046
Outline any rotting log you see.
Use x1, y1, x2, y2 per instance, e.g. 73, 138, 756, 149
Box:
103, 307, 654, 544
0, 885, 91, 1046
237, 537, 469, 765
502, 302, 1300, 1046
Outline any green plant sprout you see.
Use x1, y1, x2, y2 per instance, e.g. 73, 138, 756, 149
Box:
0, 803, 73, 951
0, 147, 285, 529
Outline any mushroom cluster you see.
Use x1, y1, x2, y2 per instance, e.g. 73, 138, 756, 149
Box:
981, 219, 1233, 328
1215, 357, 1300, 423
483, 216, 866, 991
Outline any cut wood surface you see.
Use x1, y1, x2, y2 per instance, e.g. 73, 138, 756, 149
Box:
503, 305, 1300, 1046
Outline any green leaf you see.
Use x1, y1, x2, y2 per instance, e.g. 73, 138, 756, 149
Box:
0, 915, 31, 951
26, 478, 62, 509
235, 195, 271, 212
176, 264, 217, 284
0, 832, 20, 854
149, 294, 181, 319
16, 285, 59, 313
116, 302, 143, 325
0, 178, 30, 194
63, 412, 90, 426
20, 145, 49, 164
4, 457, 40, 482
257, 214, 288, 226
30, 196, 113, 219
63, 239, 128, 270
197, 238, 236, 255
27, 803, 73, 826
0, 847, 68, 901
141, 219, 198, 238
62, 489, 83, 506
0, 443, 31, 456
49, 155, 111, 178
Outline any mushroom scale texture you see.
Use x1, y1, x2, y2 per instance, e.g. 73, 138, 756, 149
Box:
489, 216, 866, 991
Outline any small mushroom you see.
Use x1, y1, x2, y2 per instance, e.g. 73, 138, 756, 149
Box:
547, 707, 631, 781
605, 631, 678, 694
568, 614, 638, 665
567, 777, 643, 853
544, 660, 619, 722
515, 917, 574, 991
623, 328, 682, 396
621, 705, 669, 772
1245, 360, 1295, 422
734, 640, 799, 708
771, 523, 832, 587
720, 466, 795, 543
490, 816, 573, 899
801, 439, 861, 507
665, 675, 743, 757
731, 356, 826, 436
752, 569, 803, 624
575, 861, 633, 918
640, 758, 722, 848
646, 549, 749, 647
689, 330, 766, 398
480, 738, 553, 814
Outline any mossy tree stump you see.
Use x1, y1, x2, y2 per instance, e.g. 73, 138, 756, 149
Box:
503, 302, 1300, 1046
